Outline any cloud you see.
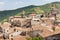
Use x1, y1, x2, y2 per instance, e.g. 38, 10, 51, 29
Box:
44, 0, 59, 2
0, 2, 5, 5
16, 1, 23, 4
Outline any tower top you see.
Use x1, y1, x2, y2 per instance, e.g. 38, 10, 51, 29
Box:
50, 4, 55, 11
22, 10, 25, 15
21, 10, 25, 18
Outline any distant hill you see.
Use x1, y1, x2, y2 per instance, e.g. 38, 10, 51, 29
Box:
0, 2, 60, 22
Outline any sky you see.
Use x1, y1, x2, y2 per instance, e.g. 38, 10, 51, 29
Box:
0, 0, 60, 11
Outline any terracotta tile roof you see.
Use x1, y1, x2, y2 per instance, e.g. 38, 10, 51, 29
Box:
37, 25, 60, 38
1, 22, 11, 29
1, 22, 60, 39
15, 27, 31, 32
29, 13, 36, 16
0, 33, 3, 37
7, 28, 15, 34
13, 35, 26, 40
7, 27, 31, 35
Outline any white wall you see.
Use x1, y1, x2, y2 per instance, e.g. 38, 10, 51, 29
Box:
9, 31, 22, 38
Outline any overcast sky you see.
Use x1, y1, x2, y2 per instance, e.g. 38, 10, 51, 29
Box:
0, 0, 60, 11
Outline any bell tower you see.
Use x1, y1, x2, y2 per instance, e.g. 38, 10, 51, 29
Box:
50, 4, 57, 25
21, 10, 25, 18
50, 4, 55, 13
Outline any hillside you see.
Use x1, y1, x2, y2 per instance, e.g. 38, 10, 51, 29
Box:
0, 2, 60, 22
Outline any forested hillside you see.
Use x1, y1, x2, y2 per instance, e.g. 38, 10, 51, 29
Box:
0, 2, 60, 22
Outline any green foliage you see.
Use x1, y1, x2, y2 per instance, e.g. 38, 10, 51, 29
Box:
26, 37, 32, 40
26, 37, 43, 40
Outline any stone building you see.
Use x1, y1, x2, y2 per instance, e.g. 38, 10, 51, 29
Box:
9, 16, 31, 28
1, 5, 60, 40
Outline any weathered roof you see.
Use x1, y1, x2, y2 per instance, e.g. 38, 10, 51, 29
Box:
13, 35, 27, 40
29, 13, 36, 16
1, 22, 11, 29
15, 27, 31, 32
6, 27, 31, 35
38, 25, 60, 38
7, 28, 15, 34
0, 33, 3, 37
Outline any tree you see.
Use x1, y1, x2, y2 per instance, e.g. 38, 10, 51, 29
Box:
34, 7, 44, 14
26, 37, 43, 40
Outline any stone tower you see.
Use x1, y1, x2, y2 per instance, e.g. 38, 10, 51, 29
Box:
50, 4, 55, 12
21, 10, 25, 18
50, 4, 57, 25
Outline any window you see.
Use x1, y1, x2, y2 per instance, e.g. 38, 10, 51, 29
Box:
37, 20, 39, 22
7, 30, 8, 32
17, 30, 18, 32
20, 32, 26, 36
14, 28, 16, 31
11, 38, 13, 40
11, 35, 13, 37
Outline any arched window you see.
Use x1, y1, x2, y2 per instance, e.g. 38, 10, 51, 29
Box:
11, 20, 21, 27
